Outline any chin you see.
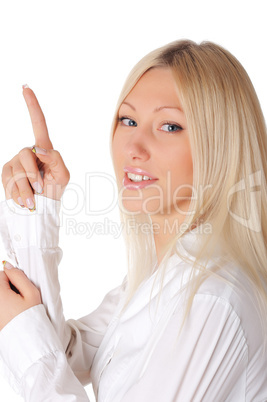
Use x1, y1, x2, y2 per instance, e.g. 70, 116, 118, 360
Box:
119, 199, 164, 216
119, 201, 145, 215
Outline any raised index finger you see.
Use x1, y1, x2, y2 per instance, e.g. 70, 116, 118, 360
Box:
23, 86, 53, 150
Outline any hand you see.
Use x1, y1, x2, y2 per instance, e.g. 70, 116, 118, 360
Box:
1, 86, 70, 209
0, 261, 42, 331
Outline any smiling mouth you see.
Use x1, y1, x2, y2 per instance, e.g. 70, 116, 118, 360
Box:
123, 172, 158, 190
127, 172, 153, 182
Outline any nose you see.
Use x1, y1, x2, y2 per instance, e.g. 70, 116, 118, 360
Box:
124, 128, 150, 162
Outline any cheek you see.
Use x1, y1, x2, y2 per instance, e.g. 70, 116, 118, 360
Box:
182, 150, 193, 179
169, 151, 193, 211
112, 135, 124, 177
168, 145, 193, 185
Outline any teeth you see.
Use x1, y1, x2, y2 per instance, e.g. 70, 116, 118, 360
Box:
127, 173, 152, 182
128, 173, 142, 182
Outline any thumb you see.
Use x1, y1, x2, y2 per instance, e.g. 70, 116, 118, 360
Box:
2, 261, 38, 299
31, 146, 70, 184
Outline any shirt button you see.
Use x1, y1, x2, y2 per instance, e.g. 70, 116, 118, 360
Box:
14, 234, 21, 242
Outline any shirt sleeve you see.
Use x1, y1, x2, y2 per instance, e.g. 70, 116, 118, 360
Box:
0, 195, 123, 386
0, 305, 90, 401
123, 294, 248, 402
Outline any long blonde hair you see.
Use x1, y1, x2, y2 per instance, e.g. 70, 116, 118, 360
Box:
110, 40, 267, 322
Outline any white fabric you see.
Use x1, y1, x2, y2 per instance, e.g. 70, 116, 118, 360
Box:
0, 195, 266, 401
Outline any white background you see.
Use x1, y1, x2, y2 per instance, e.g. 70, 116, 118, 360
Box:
0, 0, 266, 400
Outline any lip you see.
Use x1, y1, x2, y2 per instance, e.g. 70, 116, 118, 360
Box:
123, 166, 158, 190
123, 166, 158, 180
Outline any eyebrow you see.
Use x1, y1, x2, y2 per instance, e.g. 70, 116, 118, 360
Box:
121, 101, 183, 113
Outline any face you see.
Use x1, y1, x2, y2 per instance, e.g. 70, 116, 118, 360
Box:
112, 67, 193, 222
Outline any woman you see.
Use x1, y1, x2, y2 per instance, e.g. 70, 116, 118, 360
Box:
0, 40, 266, 401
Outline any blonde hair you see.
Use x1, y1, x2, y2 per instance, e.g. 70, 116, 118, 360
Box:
110, 40, 267, 325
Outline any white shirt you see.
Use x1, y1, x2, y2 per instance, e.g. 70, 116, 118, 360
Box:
0, 195, 266, 401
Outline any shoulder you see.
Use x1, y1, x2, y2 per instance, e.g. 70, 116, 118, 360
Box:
192, 262, 266, 361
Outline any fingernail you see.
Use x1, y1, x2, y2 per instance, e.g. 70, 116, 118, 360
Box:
32, 146, 47, 156
2, 260, 13, 269
22, 84, 30, 89
26, 198, 36, 211
18, 197, 25, 207
32, 181, 44, 195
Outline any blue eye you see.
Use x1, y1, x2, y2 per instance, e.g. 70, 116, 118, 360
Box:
161, 123, 183, 133
119, 117, 137, 127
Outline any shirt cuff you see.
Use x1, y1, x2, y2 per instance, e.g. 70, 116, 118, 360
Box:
0, 304, 64, 390
0, 195, 61, 250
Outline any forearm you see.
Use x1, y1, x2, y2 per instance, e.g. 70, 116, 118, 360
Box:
0, 305, 89, 401
0, 195, 125, 385
0, 195, 71, 347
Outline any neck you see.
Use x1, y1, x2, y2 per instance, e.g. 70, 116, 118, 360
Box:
151, 207, 192, 265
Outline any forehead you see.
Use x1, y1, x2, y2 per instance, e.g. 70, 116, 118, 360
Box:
122, 67, 182, 109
